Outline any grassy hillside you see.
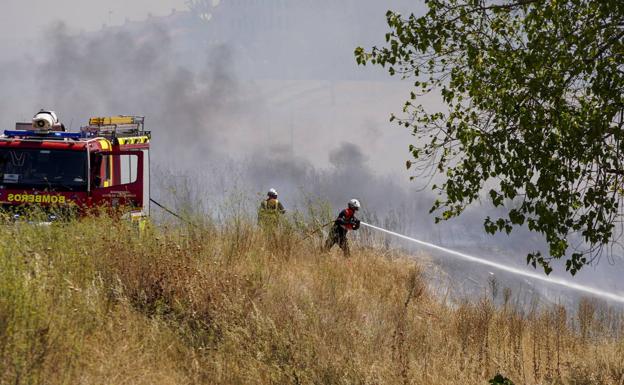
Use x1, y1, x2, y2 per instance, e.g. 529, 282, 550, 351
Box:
0, 216, 622, 385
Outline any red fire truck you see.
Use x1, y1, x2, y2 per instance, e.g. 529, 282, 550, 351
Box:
0, 113, 150, 221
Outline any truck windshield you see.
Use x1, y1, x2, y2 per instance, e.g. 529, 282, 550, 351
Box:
0, 149, 87, 191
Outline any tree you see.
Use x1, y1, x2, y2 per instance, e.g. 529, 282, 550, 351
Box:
355, 0, 624, 274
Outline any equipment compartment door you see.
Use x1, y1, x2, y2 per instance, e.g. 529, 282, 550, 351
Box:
91, 151, 144, 210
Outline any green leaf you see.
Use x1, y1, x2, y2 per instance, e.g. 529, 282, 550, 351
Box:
356, 0, 624, 275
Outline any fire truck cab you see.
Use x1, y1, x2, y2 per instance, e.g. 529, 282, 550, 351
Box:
0, 114, 150, 220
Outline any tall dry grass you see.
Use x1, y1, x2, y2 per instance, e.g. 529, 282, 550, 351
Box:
0, 214, 622, 385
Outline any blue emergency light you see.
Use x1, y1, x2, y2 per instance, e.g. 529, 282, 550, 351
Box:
3, 130, 83, 140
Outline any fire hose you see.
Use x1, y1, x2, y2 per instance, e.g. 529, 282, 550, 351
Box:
149, 198, 193, 225
303, 221, 333, 239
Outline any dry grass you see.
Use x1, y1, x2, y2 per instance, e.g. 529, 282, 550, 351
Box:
0, 215, 623, 385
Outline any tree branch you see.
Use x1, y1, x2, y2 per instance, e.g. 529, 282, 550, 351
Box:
604, 168, 624, 175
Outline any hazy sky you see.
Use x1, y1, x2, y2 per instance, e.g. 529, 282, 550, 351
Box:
1, 0, 187, 42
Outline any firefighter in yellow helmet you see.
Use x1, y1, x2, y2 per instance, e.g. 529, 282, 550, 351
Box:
258, 188, 286, 228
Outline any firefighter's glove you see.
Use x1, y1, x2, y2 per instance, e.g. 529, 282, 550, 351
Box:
351, 218, 361, 230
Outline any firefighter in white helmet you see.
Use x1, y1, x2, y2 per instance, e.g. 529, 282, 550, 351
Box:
324, 199, 361, 257
258, 188, 286, 228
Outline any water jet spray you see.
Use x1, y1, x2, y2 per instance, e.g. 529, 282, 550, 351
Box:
361, 222, 624, 304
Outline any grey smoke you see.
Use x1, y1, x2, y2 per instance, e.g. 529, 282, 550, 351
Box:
329, 142, 368, 169
0, 2, 621, 306
32, 22, 247, 164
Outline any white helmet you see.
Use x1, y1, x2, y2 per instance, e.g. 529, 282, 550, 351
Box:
268, 188, 278, 198
348, 198, 361, 210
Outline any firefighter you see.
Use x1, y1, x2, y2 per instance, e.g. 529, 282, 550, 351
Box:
324, 199, 361, 257
258, 188, 286, 228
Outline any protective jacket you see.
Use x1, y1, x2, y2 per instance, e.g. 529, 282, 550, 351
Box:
324, 207, 360, 257
335, 208, 360, 231
258, 198, 286, 227
260, 198, 286, 214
